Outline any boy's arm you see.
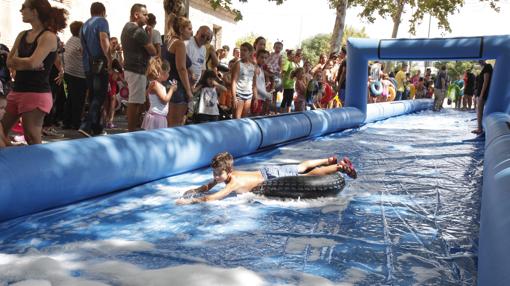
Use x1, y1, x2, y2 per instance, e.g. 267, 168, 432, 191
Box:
177, 182, 234, 205
182, 179, 217, 196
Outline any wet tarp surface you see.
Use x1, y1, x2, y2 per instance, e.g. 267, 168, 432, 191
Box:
0, 110, 484, 285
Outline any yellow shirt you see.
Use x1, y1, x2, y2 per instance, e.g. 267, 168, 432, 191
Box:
395, 70, 406, 92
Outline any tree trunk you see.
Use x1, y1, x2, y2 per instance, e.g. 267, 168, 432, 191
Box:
164, 0, 190, 35
384, 0, 406, 73
329, 0, 348, 55
391, 0, 405, 38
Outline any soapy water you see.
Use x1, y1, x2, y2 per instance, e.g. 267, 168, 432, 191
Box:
0, 109, 484, 285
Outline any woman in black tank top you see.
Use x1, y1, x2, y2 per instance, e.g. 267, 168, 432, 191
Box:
164, 16, 194, 127
1, 0, 67, 145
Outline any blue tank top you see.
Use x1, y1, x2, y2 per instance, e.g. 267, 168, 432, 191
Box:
13, 30, 57, 93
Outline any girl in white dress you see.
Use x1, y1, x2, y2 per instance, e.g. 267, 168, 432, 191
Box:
142, 58, 176, 130
192, 70, 227, 123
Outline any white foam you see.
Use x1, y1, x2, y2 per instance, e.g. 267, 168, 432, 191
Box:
0, 238, 347, 286
86, 262, 267, 286
10, 280, 51, 286
409, 266, 441, 284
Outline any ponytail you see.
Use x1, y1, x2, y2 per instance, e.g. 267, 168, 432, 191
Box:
47, 7, 68, 33
28, 0, 68, 33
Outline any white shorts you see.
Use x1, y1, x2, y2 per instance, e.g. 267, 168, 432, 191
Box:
125, 70, 147, 104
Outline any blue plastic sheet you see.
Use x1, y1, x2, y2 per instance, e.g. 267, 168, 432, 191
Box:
0, 110, 484, 285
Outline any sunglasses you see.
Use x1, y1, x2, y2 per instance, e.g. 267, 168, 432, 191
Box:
200, 34, 212, 41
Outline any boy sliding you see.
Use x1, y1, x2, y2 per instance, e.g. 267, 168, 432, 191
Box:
176, 152, 357, 205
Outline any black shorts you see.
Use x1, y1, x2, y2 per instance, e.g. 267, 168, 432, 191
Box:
281, 89, 294, 108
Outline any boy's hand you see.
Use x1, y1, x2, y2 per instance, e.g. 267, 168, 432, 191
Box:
176, 198, 193, 205
183, 189, 198, 197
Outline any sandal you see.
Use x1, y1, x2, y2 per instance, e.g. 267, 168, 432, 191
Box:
471, 129, 483, 135
327, 156, 338, 165
338, 157, 357, 179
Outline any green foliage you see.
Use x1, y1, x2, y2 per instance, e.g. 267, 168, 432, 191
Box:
207, 0, 350, 21
300, 26, 368, 64
348, 0, 500, 36
208, 0, 287, 21
301, 34, 331, 64
433, 61, 480, 81
235, 33, 273, 50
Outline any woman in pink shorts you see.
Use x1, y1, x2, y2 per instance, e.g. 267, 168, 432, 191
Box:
1, 0, 67, 145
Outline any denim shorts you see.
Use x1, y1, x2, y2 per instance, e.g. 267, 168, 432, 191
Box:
259, 164, 299, 180
236, 92, 253, 101
170, 82, 188, 104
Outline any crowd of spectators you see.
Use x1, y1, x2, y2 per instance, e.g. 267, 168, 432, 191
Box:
0, 1, 493, 148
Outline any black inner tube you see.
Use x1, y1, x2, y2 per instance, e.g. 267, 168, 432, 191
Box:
253, 172, 346, 199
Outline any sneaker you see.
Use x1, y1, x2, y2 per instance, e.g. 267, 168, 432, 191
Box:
12, 135, 27, 144
338, 157, 357, 179
42, 127, 65, 138
94, 130, 108, 136
78, 129, 92, 138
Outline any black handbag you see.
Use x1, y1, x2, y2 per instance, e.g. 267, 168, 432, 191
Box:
82, 30, 106, 74
90, 58, 104, 74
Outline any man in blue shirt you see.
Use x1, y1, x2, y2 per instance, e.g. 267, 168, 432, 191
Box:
78, 2, 111, 137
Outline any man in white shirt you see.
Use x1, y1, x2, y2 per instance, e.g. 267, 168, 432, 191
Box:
185, 26, 212, 87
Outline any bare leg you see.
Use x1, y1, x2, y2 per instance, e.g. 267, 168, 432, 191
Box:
466, 95, 473, 110
1, 111, 21, 135
1, 111, 21, 146
127, 103, 143, 132
297, 158, 332, 173
233, 99, 245, 119
302, 157, 357, 179
242, 99, 252, 118
303, 164, 340, 176
473, 96, 486, 134
167, 103, 187, 127
21, 109, 46, 145
262, 100, 271, 115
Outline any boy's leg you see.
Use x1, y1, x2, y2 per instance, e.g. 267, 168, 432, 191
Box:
303, 158, 357, 179
297, 156, 337, 173
304, 164, 339, 176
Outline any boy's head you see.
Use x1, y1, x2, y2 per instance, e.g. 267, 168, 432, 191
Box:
211, 152, 234, 182
0, 96, 7, 120
233, 48, 240, 58
273, 41, 283, 53
256, 49, 269, 65
240, 42, 254, 60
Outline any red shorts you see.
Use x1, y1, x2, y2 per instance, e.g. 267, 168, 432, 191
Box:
6, 91, 53, 115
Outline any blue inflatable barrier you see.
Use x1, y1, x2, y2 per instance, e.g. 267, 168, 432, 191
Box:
478, 113, 510, 286
346, 35, 510, 118
365, 99, 433, 123
0, 103, 428, 223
